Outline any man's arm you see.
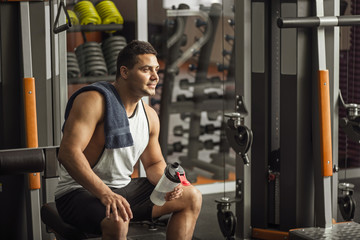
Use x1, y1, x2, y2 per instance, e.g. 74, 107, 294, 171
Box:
58, 91, 132, 221
140, 104, 183, 201
140, 104, 167, 185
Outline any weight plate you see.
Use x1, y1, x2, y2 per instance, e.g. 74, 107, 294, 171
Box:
102, 42, 126, 53
103, 46, 124, 58
102, 36, 126, 48
79, 56, 106, 66
85, 61, 108, 69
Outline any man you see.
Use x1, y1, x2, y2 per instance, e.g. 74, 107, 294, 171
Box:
55, 40, 202, 240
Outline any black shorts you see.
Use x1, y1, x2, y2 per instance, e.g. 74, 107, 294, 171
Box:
55, 178, 155, 235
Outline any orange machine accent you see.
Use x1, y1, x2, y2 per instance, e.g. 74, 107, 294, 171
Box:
23, 77, 40, 190
252, 228, 289, 240
318, 70, 333, 177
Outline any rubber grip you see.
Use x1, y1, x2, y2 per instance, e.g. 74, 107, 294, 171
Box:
24, 78, 38, 148
23, 77, 40, 189
318, 70, 333, 177
53, 24, 70, 34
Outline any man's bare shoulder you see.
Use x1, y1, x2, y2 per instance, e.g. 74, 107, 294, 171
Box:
142, 100, 160, 133
69, 90, 105, 121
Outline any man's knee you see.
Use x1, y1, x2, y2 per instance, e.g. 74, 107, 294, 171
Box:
185, 186, 202, 213
101, 217, 129, 239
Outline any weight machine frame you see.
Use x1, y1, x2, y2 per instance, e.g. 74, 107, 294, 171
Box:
233, 0, 360, 239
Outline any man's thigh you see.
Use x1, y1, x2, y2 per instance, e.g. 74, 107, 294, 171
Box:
113, 177, 155, 222
56, 188, 107, 235
55, 178, 155, 234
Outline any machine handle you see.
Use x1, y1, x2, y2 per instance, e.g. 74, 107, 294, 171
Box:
278, 15, 360, 28
54, 24, 70, 34
53, 0, 72, 34
23, 77, 41, 189
0, 148, 45, 174
318, 70, 333, 177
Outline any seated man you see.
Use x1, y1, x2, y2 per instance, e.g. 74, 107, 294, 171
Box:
55, 40, 202, 240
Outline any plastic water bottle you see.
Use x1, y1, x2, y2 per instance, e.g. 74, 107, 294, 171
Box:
150, 162, 190, 206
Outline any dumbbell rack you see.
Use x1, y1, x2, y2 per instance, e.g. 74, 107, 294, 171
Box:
159, 3, 191, 158
159, 3, 236, 180
65, 0, 124, 85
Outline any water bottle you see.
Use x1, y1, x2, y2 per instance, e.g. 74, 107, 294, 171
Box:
150, 162, 190, 206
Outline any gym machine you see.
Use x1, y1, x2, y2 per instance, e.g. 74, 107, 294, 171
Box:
228, 0, 360, 239
0, 0, 66, 239
0, 147, 55, 240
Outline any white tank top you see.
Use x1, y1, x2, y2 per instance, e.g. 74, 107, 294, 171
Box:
55, 100, 149, 199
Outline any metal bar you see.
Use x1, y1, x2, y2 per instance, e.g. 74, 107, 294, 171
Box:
67, 24, 123, 32
135, 0, 148, 178
20, 2, 33, 78
278, 15, 360, 28
314, 0, 333, 229
136, 0, 148, 41
20, 2, 42, 239
235, 0, 252, 238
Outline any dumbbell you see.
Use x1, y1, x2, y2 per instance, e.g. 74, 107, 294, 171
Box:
173, 125, 206, 137
228, 19, 235, 27
167, 141, 185, 155
179, 76, 222, 90
173, 126, 189, 136
203, 139, 229, 150
222, 49, 232, 57
207, 92, 222, 99
180, 112, 192, 120
207, 111, 222, 121
217, 63, 229, 72
203, 124, 222, 134
180, 34, 188, 47
195, 18, 207, 28
167, 140, 206, 155
174, 124, 221, 137
192, 50, 200, 57
225, 34, 234, 43
188, 64, 197, 71
176, 94, 192, 102
203, 139, 220, 150
176, 92, 222, 102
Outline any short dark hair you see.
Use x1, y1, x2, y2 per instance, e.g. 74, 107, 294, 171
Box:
116, 40, 157, 79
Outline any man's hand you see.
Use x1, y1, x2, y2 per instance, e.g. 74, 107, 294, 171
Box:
100, 192, 133, 222
165, 186, 183, 201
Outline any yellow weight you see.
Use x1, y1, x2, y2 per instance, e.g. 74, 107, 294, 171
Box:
67, 10, 79, 25
74, 0, 101, 25
96, 0, 124, 25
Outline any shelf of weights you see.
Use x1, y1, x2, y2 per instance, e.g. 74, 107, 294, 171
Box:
67, 23, 123, 33
67, 23, 124, 85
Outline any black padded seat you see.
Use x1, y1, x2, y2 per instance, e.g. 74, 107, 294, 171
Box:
41, 202, 101, 240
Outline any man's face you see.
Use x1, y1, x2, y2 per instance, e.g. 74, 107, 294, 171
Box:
125, 54, 160, 97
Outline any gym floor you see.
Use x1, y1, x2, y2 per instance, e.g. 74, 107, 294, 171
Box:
125, 177, 360, 240
127, 192, 231, 240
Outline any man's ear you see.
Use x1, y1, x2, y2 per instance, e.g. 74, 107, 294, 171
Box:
120, 66, 128, 79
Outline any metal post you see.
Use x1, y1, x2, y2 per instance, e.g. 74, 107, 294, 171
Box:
234, 0, 252, 238
20, 2, 42, 239
136, 0, 148, 177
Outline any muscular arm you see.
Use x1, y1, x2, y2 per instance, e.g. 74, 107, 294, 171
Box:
58, 91, 132, 221
140, 104, 184, 201
140, 104, 167, 185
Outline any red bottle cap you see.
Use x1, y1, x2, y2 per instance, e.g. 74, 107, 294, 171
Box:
176, 172, 191, 186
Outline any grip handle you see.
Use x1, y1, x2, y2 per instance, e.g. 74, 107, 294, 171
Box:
23, 77, 40, 189
53, 24, 70, 34
318, 70, 333, 177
